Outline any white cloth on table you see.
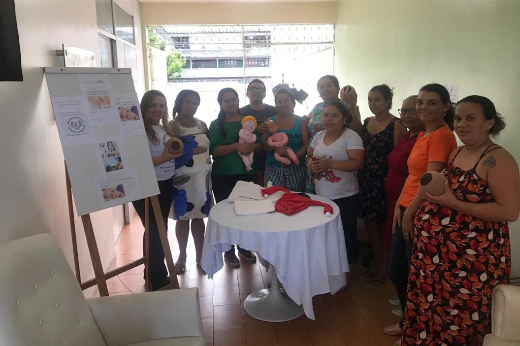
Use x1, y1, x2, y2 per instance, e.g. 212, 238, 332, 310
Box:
200, 195, 349, 319
227, 180, 263, 202
234, 199, 275, 215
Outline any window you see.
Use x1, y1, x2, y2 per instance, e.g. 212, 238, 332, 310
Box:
192, 60, 217, 69
98, 35, 114, 67
244, 34, 271, 46
246, 58, 270, 67
218, 59, 243, 68
114, 3, 135, 45
171, 36, 190, 50
95, 0, 114, 35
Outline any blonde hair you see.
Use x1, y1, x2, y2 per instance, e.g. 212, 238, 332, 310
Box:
241, 116, 257, 127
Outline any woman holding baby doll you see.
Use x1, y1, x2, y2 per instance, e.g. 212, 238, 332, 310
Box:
402, 95, 519, 346
169, 89, 212, 274
307, 101, 364, 265
209, 87, 262, 267
132, 90, 182, 291
261, 88, 309, 192
302, 75, 362, 193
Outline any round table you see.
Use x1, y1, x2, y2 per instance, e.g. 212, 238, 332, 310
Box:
200, 194, 349, 321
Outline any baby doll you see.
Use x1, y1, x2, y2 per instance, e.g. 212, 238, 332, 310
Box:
239, 116, 257, 171
419, 171, 447, 196
266, 119, 299, 166
165, 120, 184, 155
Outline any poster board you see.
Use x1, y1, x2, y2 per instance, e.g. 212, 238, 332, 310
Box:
45, 67, 159, 215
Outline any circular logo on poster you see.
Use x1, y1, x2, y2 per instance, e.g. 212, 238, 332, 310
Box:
68, 117, 85, 133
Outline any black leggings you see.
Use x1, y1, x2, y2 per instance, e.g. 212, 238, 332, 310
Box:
388, 205, 413, 326
333, 194, 359, 264
132, 178, 172, 290
212, 174, 255, 254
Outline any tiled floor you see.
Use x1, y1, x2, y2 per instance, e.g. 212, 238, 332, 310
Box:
100, 214, 401, 346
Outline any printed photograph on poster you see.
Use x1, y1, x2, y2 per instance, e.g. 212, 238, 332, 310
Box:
88, 95, 112, 111
119, 106, 140, 121
102, 184, 125, 201
78, 74, 118, 126
99, 140, 124, 172
51, 96, 93, 146
115, 93, 146, 137
96, 172, 141, 207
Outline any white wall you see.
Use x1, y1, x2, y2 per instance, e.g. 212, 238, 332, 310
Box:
0, 0, 142, 296
335, 0, 520, 277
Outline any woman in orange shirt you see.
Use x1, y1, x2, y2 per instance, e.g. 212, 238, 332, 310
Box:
383, 84, 457, 343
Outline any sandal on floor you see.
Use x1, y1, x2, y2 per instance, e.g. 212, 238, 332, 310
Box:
382, 322, 402, 336
174, 263, 186, 275
359, 270, 375, 281
367, 279, 387, 289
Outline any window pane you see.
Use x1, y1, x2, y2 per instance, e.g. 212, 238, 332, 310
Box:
114, 3, 135, 44
218, 59, 243, 68
95, 0, 114, 35
98, 35, 114, 67
192, 60, 217, 68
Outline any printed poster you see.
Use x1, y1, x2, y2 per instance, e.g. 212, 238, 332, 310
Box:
51, 96, 93, 146
115, 93, 146, 137
96, 138, 128, 174
78, 74, 119, 126
95, 171, 141, 207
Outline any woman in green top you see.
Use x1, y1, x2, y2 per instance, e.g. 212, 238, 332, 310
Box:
209, 87, 262, 267
261, 88, 309, 191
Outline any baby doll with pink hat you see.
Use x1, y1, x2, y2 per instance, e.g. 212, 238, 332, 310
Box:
239, 116, 257, 171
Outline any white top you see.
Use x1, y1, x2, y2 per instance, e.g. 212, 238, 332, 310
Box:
200, 194, 348, 320
149, 124, 175, 181
310, 129, 364, 199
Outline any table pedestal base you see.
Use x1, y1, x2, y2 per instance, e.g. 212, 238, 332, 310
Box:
244, 266, 304, 322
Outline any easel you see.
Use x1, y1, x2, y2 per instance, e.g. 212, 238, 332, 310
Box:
65, 166, 179, 295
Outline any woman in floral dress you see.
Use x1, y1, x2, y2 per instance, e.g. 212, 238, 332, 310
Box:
402, 95, 519, 346
358, 84, 406, 284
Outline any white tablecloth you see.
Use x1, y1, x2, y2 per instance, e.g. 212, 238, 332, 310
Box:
200, 194, 349, 319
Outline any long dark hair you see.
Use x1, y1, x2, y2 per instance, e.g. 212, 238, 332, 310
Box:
419, 83, 454, 130
141, 90, 168, 144
317, 75, 340, 89
216, 87, 240, 140
369, 84, 394, 109
457, 95, 506, 136
172, 89, 200, 118
325, 101, 353, 127
274, 87, 296, 114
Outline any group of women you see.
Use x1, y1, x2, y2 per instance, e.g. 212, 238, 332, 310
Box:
134, 75, 519, 346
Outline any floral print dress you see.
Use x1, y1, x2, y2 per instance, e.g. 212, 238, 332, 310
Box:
403, 145, 510, 345
358, 117, 399, 223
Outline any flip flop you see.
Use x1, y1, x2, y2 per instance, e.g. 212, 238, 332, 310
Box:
367, 279, 386, 289
359, 270, 375, 281
174, 263, 186, 275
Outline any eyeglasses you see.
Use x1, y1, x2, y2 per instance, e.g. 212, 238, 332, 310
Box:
398, 108, 417, 116
248, 87, 266, 93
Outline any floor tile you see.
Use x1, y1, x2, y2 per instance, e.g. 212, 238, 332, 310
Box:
202, 318, 213, 344
103, 214, 403, 346
214, 328, 246, 346
213, 305, 243, 330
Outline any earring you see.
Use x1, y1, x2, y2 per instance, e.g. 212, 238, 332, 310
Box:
443, 110, 447, 117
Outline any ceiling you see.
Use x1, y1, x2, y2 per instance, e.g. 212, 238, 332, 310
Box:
139, 0, 335, 3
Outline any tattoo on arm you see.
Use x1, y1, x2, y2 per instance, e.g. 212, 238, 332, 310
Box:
483, 155, 496, 168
